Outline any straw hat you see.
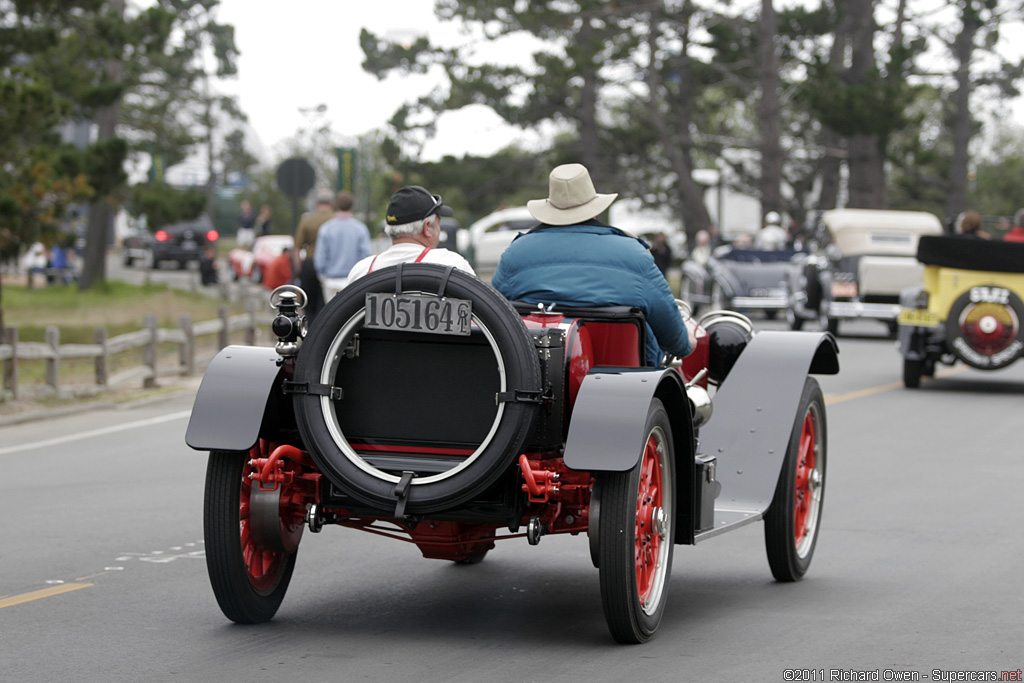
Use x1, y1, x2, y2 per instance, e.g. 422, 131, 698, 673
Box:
527, 163, 618, 226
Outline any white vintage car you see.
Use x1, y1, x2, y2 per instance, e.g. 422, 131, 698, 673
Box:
786, 209, 944, 336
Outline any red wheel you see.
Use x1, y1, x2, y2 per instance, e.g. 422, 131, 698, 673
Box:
765, 377, 826, 581
596, 399, 675, 643
204, 445, 301, 623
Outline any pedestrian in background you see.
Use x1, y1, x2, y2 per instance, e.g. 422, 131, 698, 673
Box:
237, 199, 256, 248
314, 191, 370, 300
263, 246, 293, 290
957, 210, 989, 239
649, 232, 673, 277
1003, 209, 1024, 242
256, 204, 273, 237
293, 188, 335, 320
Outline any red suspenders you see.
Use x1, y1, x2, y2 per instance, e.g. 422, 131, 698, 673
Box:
367, 247, 432, 273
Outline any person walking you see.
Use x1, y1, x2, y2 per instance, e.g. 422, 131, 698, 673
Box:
313, 191, 371, 300
293, 188, 335, 320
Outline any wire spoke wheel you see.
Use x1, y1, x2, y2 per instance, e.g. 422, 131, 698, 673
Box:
596, 399, 674, 643
204, 446, 299, 623
764, 378, 827, 581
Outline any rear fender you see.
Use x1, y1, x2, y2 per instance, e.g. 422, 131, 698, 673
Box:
564, 368, 690, 473
185, 345, 283, 452
698, 331, 838, 517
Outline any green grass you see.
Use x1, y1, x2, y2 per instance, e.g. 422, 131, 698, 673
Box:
3, 280, 238, 343
1, 280, 248, 396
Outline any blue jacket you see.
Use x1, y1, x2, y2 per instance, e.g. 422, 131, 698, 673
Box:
492, 222, 691, 365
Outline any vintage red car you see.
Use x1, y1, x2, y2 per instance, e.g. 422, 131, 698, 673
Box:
227, 234, 293, 283
186, 264, 838, 643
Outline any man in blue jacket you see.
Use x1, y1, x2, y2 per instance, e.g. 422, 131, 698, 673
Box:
492, 163, 692, 365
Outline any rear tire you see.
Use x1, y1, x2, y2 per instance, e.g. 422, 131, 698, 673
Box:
903, 358, 923, 388
764, 378, 826, 582
596, 399, 674, 643
204, 449, 298, 624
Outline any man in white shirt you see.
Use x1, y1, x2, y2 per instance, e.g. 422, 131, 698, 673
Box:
347, 185, 475, 282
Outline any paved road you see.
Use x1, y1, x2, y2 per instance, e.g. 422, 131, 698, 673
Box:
1, 320, 1021, 682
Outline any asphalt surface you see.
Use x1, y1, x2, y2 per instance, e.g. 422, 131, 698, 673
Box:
1, 318, 1022, 683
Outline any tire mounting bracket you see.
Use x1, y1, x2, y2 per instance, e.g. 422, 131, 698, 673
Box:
281, 381, 343, 401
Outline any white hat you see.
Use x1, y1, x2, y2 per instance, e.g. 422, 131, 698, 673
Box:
527, 163, 618, 226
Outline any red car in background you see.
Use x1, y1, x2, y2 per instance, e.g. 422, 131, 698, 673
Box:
228, 234, 293, 284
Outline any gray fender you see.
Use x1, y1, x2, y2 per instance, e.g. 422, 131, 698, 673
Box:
564, 368, 690, 472
185, 345, 283, 452
681, 260, 710, 290
708, 263, 742, 299
698, 331, 838, 518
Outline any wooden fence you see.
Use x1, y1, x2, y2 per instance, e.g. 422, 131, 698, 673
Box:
0, 301, 272, 401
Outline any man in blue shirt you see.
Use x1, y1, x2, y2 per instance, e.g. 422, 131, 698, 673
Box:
314, 191, 371, 299
492, 163, 692, 365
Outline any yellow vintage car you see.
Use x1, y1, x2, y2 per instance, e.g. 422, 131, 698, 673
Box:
897, 235, 1024, 387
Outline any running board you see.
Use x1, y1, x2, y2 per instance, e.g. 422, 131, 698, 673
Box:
693, 508, 765, 543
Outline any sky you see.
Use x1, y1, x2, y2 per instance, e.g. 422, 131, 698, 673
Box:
209, 0, 533, 164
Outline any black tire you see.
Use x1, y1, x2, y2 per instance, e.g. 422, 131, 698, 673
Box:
765, 309, 779, 321
123, 254, 134, 267
293, 264, 541, 515
825, 316, 839, 336
764, 378, 826, 581
596, 399, 675, 644
903, 358, 923, 388
204, 450, 297, 624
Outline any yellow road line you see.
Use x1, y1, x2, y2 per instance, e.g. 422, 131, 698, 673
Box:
0, 583, 93, 609
825, 365, 972, 406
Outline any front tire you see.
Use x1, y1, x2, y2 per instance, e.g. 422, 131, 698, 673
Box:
204, 448, 299, 624
764, 378, 826, 581
596, 399, 675, 644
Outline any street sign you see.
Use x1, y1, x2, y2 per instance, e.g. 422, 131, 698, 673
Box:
276, 158, 315, 198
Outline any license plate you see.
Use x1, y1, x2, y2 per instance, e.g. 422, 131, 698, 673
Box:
183, 240, 197, 249
898, 308, 941, 328
831, 281, 858, 298
364, 293, 472, 336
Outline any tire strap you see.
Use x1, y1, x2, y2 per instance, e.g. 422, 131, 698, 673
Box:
496, 386, 551, 405
394, 262, 404, 294
281, 381, 343, 401
435, 265, 456, 298
393, 470, 416, 518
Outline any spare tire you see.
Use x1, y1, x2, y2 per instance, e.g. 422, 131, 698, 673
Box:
945, 285, 1024, 370
293, 264, 542, 515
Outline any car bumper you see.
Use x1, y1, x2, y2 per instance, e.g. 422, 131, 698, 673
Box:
730, 296, 788, 310
828, 301, 901, 320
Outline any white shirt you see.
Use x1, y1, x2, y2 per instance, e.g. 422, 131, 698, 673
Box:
346, 243, 476, 284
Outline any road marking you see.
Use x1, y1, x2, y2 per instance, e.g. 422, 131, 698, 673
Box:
0, 410, 191, 457
825, 365, 972, 405
0, 583, 93, 610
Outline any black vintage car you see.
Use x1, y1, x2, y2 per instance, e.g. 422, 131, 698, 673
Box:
122, 217, 219, 269
186, 265, 838, 643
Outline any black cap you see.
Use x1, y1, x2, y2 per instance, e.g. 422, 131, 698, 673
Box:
385, 185, 454, 225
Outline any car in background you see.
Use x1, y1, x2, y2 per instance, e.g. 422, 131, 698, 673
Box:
785, 209, 943, 335
228, 234, 294, 283
898, 235, 1024, 387
122, 217, 219, 269
681, 243, 804, 318
455, 206, 536, 272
